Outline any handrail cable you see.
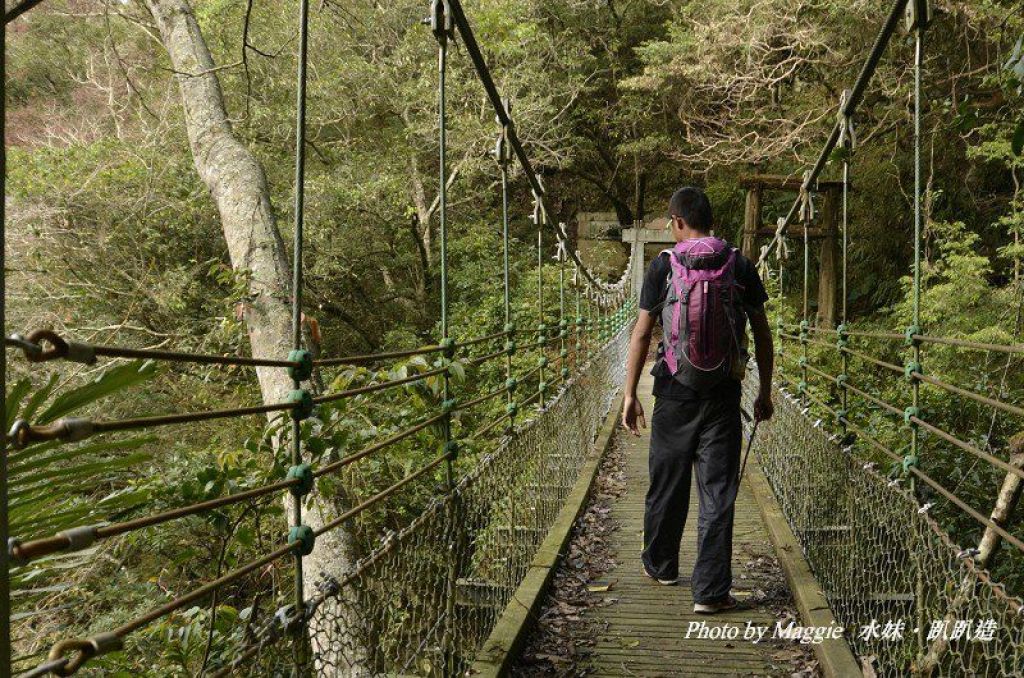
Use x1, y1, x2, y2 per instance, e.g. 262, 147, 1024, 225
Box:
8, 367, 450, 448
839, 418, 1024, 554
40, 451, 455, 673
786, 355, 1024, 481
782, 331, 1024, 419
9, 408, 452, 565
4, 330, 521, 369
781, 323, 1024, 354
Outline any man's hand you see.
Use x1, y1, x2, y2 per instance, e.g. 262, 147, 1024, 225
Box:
748, 308, 775, 423
754, 391, 774, 422
622, 395, 646, 436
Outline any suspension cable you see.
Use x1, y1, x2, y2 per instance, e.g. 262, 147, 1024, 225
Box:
9, 368, 450, 448
445, 0, 623, 299
287, 0, 312, 645
758, 0, 912, 268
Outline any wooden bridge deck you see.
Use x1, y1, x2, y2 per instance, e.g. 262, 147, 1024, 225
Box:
579, 370, 803, 676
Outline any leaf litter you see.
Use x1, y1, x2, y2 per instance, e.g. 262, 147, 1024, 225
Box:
513, 430, 823, 676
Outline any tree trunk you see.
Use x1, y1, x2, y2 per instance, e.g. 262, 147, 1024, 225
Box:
816, 188, 839, 328
144, 0, 291, 400
918, 437, 1024, 676
144, 0, 364, 672
741, 187, 761, 260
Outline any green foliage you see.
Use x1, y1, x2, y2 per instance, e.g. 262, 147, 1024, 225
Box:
7, 0, 1024, 669
7, 362, 157, 603
792, 219, 1024, 591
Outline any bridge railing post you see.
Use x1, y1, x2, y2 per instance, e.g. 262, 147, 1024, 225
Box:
532, 192, 547, 409
495, 97, 517, 436
288, 0, 311, 670
557, 232, 569, 387
905, 0, 929, 657
430, 1, 462, 668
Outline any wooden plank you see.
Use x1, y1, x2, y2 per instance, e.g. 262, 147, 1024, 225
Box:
469, 390, 625, 677
745, 452, 863, 678
741, 186, 761, 260
587, 661, 776, 676
817, 188, 840, 327
579, 369, 821, 677
739, 173, 845, 191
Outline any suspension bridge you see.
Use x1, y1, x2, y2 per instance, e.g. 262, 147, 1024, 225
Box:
2, 0, 1024, 676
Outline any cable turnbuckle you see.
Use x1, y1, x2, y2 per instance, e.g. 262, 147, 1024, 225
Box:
47, 633, 123, 676
837, 89, 856, 153
428, 0, 454, 42
8, 329, 96, 365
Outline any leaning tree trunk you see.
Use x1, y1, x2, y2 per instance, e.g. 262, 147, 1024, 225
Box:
918, 437, 1024, 676
144, 0, 366, 672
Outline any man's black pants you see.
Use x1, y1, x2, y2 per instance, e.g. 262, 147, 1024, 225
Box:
641, 396, 742, 604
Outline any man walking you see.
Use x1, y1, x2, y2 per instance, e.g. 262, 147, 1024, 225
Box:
621, 186, 775, 614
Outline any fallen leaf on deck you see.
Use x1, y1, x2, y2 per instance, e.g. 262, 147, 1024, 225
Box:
587, 580, 616, 593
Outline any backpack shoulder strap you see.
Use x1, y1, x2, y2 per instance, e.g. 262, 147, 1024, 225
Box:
728, 247, 747, 289
647, 251, 675, 315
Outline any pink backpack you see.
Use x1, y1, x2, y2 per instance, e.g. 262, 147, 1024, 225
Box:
658, 237, 747, 390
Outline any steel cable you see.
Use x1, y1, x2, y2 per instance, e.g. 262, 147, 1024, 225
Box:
9, 409, 452, 565
9, 368, 450, 448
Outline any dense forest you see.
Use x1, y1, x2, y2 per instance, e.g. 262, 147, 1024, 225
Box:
5, 0, 1024, 674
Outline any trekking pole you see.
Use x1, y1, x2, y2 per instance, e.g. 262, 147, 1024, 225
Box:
741, 419, 757, 483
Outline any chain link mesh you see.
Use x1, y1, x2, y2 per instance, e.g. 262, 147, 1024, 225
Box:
218, 327, 628, 676
744, 376, 1024, 676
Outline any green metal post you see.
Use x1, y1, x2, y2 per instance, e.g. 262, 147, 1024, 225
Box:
774, 220, 786, 381
589, 290, 596, 355
289, 0, 310, 666
497, 98, 515, 434
909, 13, 924, 470
558, 237, 566, 385
840, 149, 850, 433
535, 196, 545, 407
577, 266, 585, 368
909, 3, 928, 655
801, 199, 810, 405
431, 3, 459, 669
500, 151, 511, 328
436, 5, 453, 487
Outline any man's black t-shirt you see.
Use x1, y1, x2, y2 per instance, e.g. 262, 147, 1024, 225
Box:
638, 245, 769, 402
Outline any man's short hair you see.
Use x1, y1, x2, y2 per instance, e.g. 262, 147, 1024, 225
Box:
669, 187, 713, 232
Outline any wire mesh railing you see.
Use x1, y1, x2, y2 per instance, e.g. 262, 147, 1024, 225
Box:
7, 0, 1024, 675
755, 0, 1024, 673
5, 313, 634, 676
286, 328, 627, 677
745, 375, 1024, 677
2, 0, 637, 674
